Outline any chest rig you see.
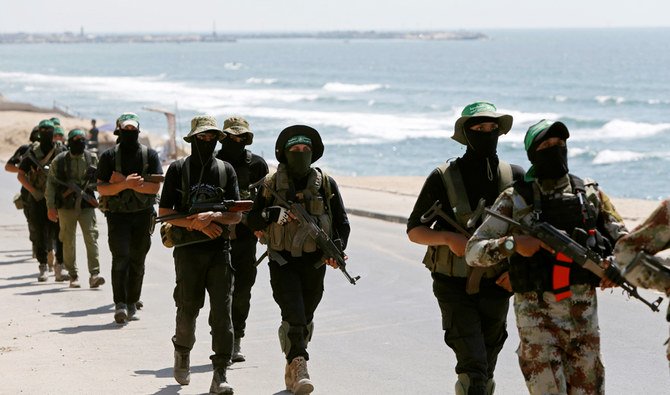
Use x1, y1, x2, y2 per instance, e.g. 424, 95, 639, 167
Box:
55, 151, 96, 209
264, 164, 332, 257
99, 144, 156, 213
509, 175, 605, 294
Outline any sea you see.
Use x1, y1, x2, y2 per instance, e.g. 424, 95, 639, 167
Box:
0, 28, 669, 199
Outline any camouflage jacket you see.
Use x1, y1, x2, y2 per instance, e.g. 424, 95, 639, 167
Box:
465, 175, 627, 269
613, 199, 670, 295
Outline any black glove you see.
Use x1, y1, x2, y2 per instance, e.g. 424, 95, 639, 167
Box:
262, 206, 290, 225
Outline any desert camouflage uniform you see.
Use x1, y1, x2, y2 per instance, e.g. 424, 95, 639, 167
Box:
465, 176, 627, 395
613, 198, 670, 364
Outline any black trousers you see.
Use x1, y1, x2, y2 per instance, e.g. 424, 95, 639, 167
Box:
432, 274, 510, 382
26, 197, 62, 265
172, 244, 234, 369
269, 258, 326, 362
106, 210, 152, 305
230, 237, 258, 339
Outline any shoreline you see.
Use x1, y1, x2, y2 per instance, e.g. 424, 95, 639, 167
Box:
0, 95, 662, 228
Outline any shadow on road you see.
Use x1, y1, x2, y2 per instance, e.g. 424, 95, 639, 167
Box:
150, 384, 181, 395
0, 280, 36, 290
136, 363, 211, 379
49, 321, 125, 334
52, 304, 114, 318
0, 256, 34, 265
3, 273, 40, 281
18, 286, 66, 296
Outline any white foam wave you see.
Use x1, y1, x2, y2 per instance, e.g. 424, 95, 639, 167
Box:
592, 150, 650, 165
595, 95, 625, 105
223, 62, 244, 70
246, 77, 277, 85
552, 95, 568, 102
322, 82, 386, 93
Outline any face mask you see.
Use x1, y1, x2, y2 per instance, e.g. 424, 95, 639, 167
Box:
285, 150, 312, 178
219, 140, 246, 161
39, 130, 54, 150
533, 145, 569, 179
118, 130, 139, 147
464, 129, 498, 158
192, 139, 217, 165
69, 139, 86, 155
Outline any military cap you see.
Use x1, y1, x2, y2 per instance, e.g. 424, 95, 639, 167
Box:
452, 101, 513, 145
275, 125, 323, 164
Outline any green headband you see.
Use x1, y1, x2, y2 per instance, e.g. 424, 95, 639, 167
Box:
285, 135, 312, 149
68, 129, 86, 140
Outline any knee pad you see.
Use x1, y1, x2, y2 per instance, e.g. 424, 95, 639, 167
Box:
278, 321, 291, 355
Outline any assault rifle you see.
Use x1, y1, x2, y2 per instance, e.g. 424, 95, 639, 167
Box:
155, 200, 254, 222
51, 176, 99, 208
144, 174, 165, 184
260, 182, 360, 285
484, 208, 663, 312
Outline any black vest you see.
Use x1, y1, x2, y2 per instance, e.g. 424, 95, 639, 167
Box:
509, 175, 608, 293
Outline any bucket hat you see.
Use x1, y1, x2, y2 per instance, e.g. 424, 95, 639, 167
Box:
452, 102, 513, 145
183, 115, 223, 143
275, 125, 323, 164
222, 116, 254, 144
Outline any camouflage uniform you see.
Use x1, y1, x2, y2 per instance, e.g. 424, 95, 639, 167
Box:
465, 177, 626, 394
613, 199, 670, 364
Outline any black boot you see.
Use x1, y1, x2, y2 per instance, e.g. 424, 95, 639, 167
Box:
209, 368, 234, 394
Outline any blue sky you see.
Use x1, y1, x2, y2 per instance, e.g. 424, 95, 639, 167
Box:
1, 0, 669, 33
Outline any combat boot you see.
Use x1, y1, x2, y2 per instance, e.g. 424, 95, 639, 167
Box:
127, 303, 139, 321
47, 250, 54, 272
456, 373, 486, 395
54, 263, 70, 282
37, 264, 48, 282
114, 303, 128, 324
284, 361, 295, 391
209, 368, 234, 394
89, 274, 105, 288
69, 276, 81, 288
486, 378, 496, 395
290, 357, 314, 395
173, 350, 190, 385
231, 338, 245, 363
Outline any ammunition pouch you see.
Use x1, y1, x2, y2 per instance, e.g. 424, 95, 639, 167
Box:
160, 222, 227, 249
99, 189, 156, 213
423, 245, 503, 279
12, 192, 24, 210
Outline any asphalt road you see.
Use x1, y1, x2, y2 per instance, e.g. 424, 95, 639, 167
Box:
0, 169, 668, 394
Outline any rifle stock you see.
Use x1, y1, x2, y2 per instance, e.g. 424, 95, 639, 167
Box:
484, 208, 663, 312
155, 200, 254, 223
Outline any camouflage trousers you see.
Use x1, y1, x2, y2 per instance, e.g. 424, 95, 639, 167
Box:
514, 285, 604, 395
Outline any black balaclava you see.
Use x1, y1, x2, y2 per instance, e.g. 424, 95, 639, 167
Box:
192, 136, 217, 167
463, 117, 499, 158
219, 138, 247, 162
39, 128, 54, 153
118, 130, 140, 149
532, 144, 569, 180
69, 138, 86, 156
285, 150, 312, 178
30, 128, 39, 143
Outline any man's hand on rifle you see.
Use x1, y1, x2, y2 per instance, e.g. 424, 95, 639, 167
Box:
47, 208, 58, 223
495, 271, 513, 292
324, 255, 347, 269
599, 258, 618, 289
125, 173, 144, 190
201, 222, 224, 239
513, 234, 552, 257
187, 211, 215, 231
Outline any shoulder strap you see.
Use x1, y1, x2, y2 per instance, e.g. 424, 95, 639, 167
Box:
569, 174, 586, 193
113, 144, 122, 172
497, 160, 513, 192
216, 159, 227, 190
438, 161, 471, 227
141, 144, 149, 175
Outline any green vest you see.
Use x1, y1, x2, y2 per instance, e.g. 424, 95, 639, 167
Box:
27, 142, 62, 193
99, 144, 156, 213
54, 151, 96, 209
264, 164, 333, 257
422, 160, 512, 278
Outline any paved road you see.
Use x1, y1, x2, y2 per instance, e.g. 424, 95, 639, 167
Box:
0, 170, 668, 394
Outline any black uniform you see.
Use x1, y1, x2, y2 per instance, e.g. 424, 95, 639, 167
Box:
159, 157, 240, 369
9, 144, 36, 247
96, 144, 162, 307
215, 149, 269, 339
19, 142, 67, 266
247, 171, 350, 362
406, 152, 524, 388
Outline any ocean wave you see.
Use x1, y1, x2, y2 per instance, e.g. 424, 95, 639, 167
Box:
595, 95, 625, 105
246, 77, 277, 85
592, 150, 654, 165
223, 62, 244, 70
322, 82, 387, 93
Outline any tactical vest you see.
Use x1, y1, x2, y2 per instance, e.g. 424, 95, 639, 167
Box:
55, 151, 96, 209
167, 157, 229, 248
99, 144, 156, 213
422, 160, 513, 278
508, 175, 605, 293
27, 142, 61, 193
263, 164, 333, 257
